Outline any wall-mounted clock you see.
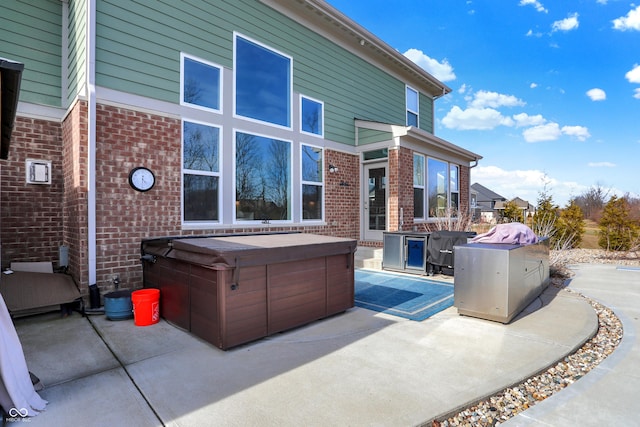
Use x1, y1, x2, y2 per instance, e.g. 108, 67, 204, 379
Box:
128, 167, 155, 192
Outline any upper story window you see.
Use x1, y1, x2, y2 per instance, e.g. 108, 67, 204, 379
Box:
301, 144, 323, 220
300, 95, 324, 137
180, 53, 222, 112
182, 120, 221, 223
235, 131, 291, 222
234, 34, 292, 128
413, 153, 425, 219
406, 86, 419, 127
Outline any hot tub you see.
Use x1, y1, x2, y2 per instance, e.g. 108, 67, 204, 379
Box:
141, 233, 356, 349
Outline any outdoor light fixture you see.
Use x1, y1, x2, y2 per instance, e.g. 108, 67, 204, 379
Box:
328, 164, 338, 173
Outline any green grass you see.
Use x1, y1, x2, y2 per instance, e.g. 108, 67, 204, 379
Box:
580, 219, 600, 249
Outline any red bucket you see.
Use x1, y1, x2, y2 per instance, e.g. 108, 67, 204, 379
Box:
132, 288, 160, 326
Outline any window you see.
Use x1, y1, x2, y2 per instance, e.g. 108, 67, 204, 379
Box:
182, 121, 220, 222
406, 86, 419, 127
427, 158, 448, 218
413, 154, 425, 219
363, 148, 388, 161
300, 96, 324, 137
301, 145, 323, 220
234, 34, 292, 127
181, 53, 222, 112
471, 193, 477, 208
450, 165, 459, 213
235, 131, 291, 221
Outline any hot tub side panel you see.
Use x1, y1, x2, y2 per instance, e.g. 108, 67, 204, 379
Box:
223, 265, 268, 349
189, 265, 223, 348
266, 257, 327, 334
326, 253, 355, 315
143, 258, 190, 330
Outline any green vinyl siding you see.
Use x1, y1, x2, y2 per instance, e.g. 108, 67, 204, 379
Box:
419, 93, 434, 134
95, 0, 408, 146
358, 129, 393, 146
0, 1, 63, 107
67, 0, 87, 107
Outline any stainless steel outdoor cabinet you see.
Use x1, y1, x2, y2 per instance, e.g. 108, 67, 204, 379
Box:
453, 239, 550, 323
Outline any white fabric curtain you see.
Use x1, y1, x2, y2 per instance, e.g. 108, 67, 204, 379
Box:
0, 293, 47, 417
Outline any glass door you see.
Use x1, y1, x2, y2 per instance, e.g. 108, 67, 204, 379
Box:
363, 164, 387, 241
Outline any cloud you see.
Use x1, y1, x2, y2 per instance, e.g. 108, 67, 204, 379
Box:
468, 90, 526, 108
513, 113, 546, 127
523, 122, 562, 142
441, 106, 514, 130
471, 165, 586, 206
458, 83, 468, 94
626, 64, 640, 83
613, 5, 640, 31
403, 48, 456, 82
552, 13, 580, 32
519, 0, 548, 13
586, 88, 606, 101
562, 125, 591, 141
634, 88, 640, 99
530, 82, 538, 89
588, 162, 616, 167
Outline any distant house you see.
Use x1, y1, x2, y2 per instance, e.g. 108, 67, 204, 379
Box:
471, 183, 506, 223
494, 197, 536, 221
0, 1, 481, 296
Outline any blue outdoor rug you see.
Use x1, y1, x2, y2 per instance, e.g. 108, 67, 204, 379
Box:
354, 270, 454, 321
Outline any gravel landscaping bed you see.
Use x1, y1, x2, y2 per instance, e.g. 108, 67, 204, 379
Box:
431, 249, 636, 427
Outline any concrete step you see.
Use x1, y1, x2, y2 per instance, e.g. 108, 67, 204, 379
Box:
355, 246, 383, 270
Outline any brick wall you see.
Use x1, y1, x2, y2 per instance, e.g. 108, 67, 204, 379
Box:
387, 147, 414, 233
324, 150, 360, 240
4, 102, 476, 295
62, 101, 89, 287
1, 116, 64, 269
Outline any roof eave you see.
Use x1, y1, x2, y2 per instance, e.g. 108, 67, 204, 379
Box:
262, 0, 451, 97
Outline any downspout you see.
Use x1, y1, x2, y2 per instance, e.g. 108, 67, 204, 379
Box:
87, 0, 97, 286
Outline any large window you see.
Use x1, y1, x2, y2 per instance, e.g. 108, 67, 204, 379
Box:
235, 131, 291, 221
301, 145, 323, 220
406, 86, 419, 127
428, 158, 448, 218
300, 95, 324, 137
181, 53, 222, 112
450, 165, 459, 213
182, 121, 220, 222
235, 34, 292, 127
414, 156, 461, 220
413, 154, 425, 219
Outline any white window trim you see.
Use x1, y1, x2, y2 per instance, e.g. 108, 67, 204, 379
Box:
180, 52, 223, 114
301, 143, 325, 222
406, 85, 419, 127
232, 32, 294, 131
232, 128, 294, 225
181, 118, 223, 227
299, 94, 325, 138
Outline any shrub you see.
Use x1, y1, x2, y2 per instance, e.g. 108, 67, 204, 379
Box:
598, 196, 639, 251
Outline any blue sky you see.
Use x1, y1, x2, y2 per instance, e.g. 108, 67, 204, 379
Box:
327, 0, 640, 206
